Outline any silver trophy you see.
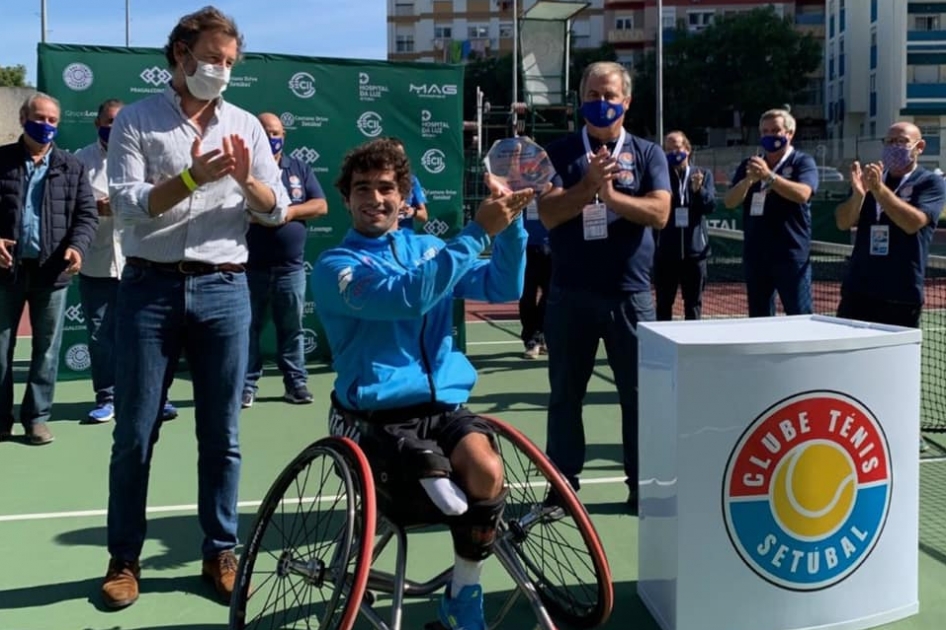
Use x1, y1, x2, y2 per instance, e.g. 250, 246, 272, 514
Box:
483, 137, 555, 192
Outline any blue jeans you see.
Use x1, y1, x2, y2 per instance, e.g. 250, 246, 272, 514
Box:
544, 287, 655, 490
78, 275, 119, 405
745, 259, 813, 317
107, 265, 250, 561
0, 265, 68, 428
244, 267, 308, 394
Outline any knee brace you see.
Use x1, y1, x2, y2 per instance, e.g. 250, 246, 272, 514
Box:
449, 488, 508, 561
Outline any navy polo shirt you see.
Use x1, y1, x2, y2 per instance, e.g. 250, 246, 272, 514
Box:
732, 148, 819, 263
842, 166, 945, 304
545, 130, 671, 294
247, 154, 325, 271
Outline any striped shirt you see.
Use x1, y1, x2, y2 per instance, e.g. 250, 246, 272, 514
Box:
107, 87, 289, 264
74, 141, 123, 278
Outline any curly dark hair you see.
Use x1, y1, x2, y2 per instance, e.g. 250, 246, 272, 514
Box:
335, 139, 413, 201
163, 6, 244, 68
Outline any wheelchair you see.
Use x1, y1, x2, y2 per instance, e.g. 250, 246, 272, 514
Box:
229, 414, 613, 630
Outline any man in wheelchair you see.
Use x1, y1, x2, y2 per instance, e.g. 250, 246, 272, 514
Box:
310, 138, 533, 630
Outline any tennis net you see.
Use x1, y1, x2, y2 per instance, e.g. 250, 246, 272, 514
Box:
702, 227, 946, 433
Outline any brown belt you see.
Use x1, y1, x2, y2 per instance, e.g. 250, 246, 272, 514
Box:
126, 257, 245, 276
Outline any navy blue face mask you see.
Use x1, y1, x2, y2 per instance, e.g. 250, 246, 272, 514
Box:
760, 134, 789, 153
24, 120, 58, 145
666, 150, 688, 167
580, 100, 625, 129
269, 137, 284, 155
98, 126, 112, 146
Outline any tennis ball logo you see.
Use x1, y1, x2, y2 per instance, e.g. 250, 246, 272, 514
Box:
723, 392, 891, 591
771, 441, 856, 540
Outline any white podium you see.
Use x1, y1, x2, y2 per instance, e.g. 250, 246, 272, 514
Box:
637, 315, 921, 630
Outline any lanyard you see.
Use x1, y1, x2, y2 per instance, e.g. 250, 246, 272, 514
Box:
676, 166, 691, 206
760, 146, 794, 192
875, 166, 917, 221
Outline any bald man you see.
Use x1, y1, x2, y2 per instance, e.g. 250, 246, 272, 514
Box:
242, 112, 328, 409
835, 121, 945, 329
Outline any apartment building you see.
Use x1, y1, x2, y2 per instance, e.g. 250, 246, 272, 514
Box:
827, 0, 945, 166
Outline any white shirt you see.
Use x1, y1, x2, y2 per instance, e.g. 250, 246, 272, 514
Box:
74, 141, 124, 278
107, 87, 290, 264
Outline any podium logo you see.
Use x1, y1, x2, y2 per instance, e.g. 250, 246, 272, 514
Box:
63, 63, 94, 91
722, 391, 891, 591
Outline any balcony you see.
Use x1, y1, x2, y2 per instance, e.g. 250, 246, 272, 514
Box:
907, 30, 946, 42
607, 28, 650, 44
604, 0, 645, 6
432, 37, 493, 62
907, 83, 946, 99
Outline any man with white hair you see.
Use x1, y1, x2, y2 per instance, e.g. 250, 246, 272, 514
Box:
724, 108, 819, 316
538, 60, 671, 510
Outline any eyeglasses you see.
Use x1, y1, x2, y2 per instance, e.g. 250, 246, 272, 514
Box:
881, 137, 916, 147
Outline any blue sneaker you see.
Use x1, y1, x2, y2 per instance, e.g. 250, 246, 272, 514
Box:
438, 584, 485, 630
161, 402, 178, 422
88, 402, 115, 423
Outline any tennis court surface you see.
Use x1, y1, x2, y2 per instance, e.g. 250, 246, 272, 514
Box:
0, 310, 944, 630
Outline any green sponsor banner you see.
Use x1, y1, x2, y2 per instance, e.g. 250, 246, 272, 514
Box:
37, 44, 466, 381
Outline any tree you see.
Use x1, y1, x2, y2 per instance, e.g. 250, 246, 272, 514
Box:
630, 6, 822, 142
0, 64, 27, 87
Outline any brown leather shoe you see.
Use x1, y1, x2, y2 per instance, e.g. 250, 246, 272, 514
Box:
26, 423, 54, 445
102, 558, 140, 609
202, 550, 238, 603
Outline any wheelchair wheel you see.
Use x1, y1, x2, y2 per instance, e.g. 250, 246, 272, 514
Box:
486, 416, 613, 629
230, 437, 376, 630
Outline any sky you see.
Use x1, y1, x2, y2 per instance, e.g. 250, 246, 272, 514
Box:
0, 0, 388, 84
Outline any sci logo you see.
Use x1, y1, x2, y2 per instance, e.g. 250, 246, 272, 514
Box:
721, 391, 891, 591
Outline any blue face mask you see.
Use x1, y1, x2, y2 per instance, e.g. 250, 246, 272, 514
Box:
760, 134, 789, 154
24, 120, 57, 145
580, 100, 625, 129
269, 137, 284, 155
97, 125, 111, 146
666, 150, 688, 167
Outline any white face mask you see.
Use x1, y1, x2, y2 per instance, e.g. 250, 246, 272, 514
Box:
184, 55, 230, 101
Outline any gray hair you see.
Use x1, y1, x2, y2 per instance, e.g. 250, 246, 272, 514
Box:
759, 108, 796, 134
19, 92, 61, 119
580, 61, 633, 99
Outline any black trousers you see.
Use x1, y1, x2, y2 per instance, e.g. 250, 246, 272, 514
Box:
653, 256, 707, 321
837, 291, 922, 328
519, 245, 551, 343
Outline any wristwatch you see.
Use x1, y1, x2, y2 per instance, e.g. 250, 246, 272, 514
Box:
764, 173, 777, 186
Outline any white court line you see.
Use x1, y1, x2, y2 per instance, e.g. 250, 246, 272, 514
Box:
468, 340, 520, 346
0, 476, 630, 524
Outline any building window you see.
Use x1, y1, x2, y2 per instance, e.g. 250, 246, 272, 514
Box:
870, 74, 876, 92
468, 24, 490, 39
394, 2, 413, 17
499, 22, 513, 38
869, 121, 876, 137
434, 25, 452, 39
396, 35, 414, 52
913, 15, 941, 31
662, 7, 676, 30
908, 65, 945, 83
687, 10, 714, 32
616, 17, 634, 31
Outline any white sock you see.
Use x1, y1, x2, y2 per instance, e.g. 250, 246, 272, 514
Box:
451, 554, 485, 596
420, 477, 469, 515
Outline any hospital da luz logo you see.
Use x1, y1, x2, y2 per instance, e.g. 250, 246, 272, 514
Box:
722, 391, 892, 591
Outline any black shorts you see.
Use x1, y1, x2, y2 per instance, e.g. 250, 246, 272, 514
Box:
328, 396, 495, 526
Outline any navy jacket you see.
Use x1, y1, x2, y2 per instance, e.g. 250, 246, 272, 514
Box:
0, 139, 98, 288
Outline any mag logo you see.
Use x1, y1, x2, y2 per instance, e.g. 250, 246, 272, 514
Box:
722, 391, 891, 591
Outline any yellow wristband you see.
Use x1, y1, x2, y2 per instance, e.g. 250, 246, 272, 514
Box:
180, 168, 198, 192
